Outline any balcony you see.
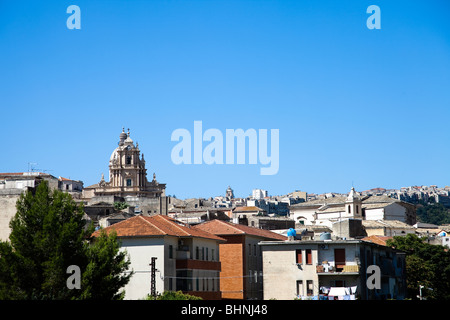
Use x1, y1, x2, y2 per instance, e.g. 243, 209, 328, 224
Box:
316, 264, 359, 275
176, 259, 221, 271
176, 246, 191, 260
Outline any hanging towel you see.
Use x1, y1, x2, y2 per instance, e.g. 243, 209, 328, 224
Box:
351, 286, 357, 294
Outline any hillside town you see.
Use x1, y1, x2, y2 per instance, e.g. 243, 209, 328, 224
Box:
1, 129, 450, 300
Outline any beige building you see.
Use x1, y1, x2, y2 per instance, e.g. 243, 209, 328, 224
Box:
362, 220, 415, 237
260, 239, 407, 300
0, 172, 83, 241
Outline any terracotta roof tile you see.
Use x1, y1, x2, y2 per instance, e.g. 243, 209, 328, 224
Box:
92, 214, 226, 241
362, 235, 393, 246
193, 219, 287, 241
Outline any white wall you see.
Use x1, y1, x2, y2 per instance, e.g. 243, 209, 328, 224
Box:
290, 207, 317, 225
120, 237, 168, 300
364, 203, 407, 223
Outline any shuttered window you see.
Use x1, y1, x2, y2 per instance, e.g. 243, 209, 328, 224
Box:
296, 249, 302, 264
306, 249, 312, 265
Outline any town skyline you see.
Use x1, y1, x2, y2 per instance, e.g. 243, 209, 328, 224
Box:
2, 1, 449, 200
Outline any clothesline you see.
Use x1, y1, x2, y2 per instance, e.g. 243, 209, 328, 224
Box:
296, 286, 357, 300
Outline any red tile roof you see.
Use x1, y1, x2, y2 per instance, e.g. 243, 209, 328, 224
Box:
362, 235, 393, 246
233, 206, 265, 212
92, 214, 226, 241
193, 219, 287, 241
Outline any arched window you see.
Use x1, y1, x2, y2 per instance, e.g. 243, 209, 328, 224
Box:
126, 179, 132, 186
126, 156, 132, 165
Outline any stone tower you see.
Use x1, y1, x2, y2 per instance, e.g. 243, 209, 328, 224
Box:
83, 128, 166, 207
226, 186, 234, 199
345, 187, 362, 219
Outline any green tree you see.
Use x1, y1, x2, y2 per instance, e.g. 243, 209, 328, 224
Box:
113, 202, 129, 211
0, 181, 131, 300
387, 233, 450, 300
416, 202, 450, 225
79, 229, 131, 299
146, 290, 203, 300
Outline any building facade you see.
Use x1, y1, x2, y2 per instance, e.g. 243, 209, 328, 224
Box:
93, 214, 225, 300
290, 187, 416, 227
0, 172, 83, 241
194, 219, 287, 300
260, 239, 407, 300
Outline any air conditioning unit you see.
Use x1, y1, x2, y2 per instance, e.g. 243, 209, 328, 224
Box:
319, 244, 329, 250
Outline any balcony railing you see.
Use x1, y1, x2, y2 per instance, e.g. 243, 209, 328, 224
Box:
316, 264, 359, 274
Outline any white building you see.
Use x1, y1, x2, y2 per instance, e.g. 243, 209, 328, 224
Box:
93, 214, 225, 300
252, 189, 268, 200
290, 188, 416, 228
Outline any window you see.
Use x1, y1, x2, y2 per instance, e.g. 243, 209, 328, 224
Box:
306, 280, 313, 296
254, 245, 256, 256
249, 244, 251, 255
306, 249, 312, 265
196, 246, 199, 259
126, 179, 132, 186
296, 249, 302, 264
126, 156, 131, 164
356, 205, 359, 214
206, 248, 209, 261
296, 280, 303, 296
334, 248, 346, 269
212, 249, 215, 261
169, 245, 173, 259
202, 247, 205, 260
348, 205, 351, 213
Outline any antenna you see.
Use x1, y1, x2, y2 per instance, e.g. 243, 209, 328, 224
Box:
28, 162, 38, 173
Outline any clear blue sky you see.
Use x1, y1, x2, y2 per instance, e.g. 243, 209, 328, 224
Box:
1, 0, 449, 199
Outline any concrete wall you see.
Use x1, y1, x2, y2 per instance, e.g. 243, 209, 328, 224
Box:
0, 189, 22, 241
120, 237, 166, 300
261, 243, 319, 300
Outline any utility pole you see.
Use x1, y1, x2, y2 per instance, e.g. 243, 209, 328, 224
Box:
150, 257, 157, 299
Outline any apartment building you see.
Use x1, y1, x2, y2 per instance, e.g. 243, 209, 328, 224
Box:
194, 219, 287, 300
259, 238, 406, 300
92, 214, 226, 300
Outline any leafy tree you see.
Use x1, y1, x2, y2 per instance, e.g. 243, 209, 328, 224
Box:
79, 229, 131, 299
113, 202, 129, 211
416, 203, 450, 225
387, 234, 450, 300
0, 181, 131, 300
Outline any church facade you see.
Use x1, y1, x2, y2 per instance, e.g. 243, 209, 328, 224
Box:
83, 128, 168, 216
